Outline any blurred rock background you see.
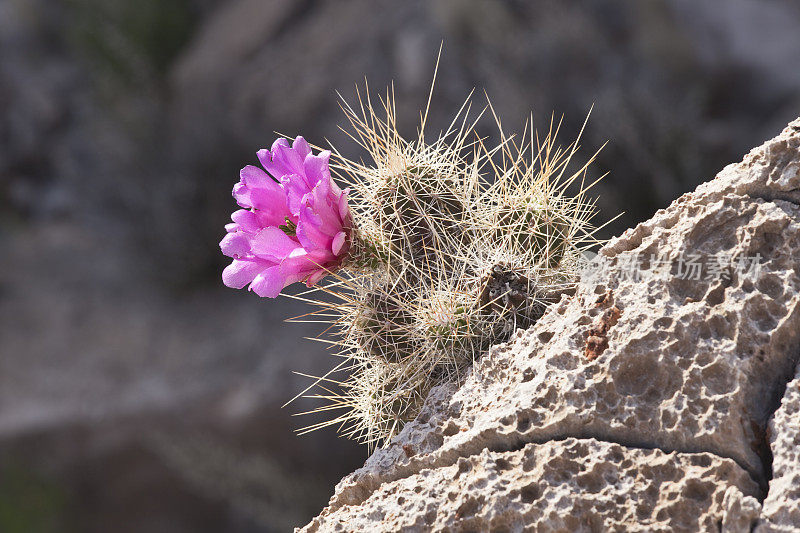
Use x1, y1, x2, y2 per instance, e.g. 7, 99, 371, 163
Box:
0, 0, 798, 531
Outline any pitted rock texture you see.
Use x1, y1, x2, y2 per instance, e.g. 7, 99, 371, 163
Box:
756, 365, 800, 532
301, 119, 800, 532
304, 438, 757, 532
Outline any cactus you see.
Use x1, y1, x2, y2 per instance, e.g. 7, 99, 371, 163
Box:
374, 165, 468, 269
285, 91, 605, 449
354, 286, 418, 363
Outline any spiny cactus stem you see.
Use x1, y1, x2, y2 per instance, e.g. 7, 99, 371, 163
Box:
292, 88, 605, 449
344, 229, 388, 270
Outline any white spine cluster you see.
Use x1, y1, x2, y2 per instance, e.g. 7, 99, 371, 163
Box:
290, 88, 607, 449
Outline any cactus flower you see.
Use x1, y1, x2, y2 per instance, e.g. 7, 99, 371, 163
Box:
220, 136, 352, 297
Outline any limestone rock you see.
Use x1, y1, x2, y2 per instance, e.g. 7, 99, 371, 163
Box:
721, 487, 762, 533
301, 118, 800, 531
756, 365, 800, 532
307, 438, 757, 532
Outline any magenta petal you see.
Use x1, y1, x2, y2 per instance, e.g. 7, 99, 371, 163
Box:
305, 269, 328, 287
220, 231, 251, 258
328, 175, 343, 197
292, 136, 312, 159
311, 169, 331, 198
300, 249, 336, 271
306, 185, 341, 234
249, 265, 286, 298
250, 260, 310, 297
270, 137, 291, 153
240, 165, 275, 189
232, 182, 253, 208
332, 231, 347, 255
281, 173, 311, 215
256, 148, 273, 172
271, 141, 305, 179
339, 190, 350, 220
302, 150, 331, 187
280, 259, 313, 285
295, 223, 324, 252
257, 207, 294, 228
247, 186, 290, 220
222, 259, 264, 289
231, 209, 260, 233
257, 139, 293, 179
297, 207, 334, 251
250, 227, 301, 261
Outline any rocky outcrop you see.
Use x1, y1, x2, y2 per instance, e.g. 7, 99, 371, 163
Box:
301, 119, 800, 532
307, 439, 758, 532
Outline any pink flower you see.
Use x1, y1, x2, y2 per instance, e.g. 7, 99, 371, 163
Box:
220, 136, 352, 297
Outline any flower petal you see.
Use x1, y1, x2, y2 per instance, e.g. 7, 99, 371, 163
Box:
250, 226, 302, 261
247, 187, 290, 222
305, 268, 328, 287
306, 184, 343, 235
256, 148, 273, 174
302, 150, 331, 188
240, 165, 277, 190
256, 138, 290, 178
296, 204, 334, 251
249, 258, 313, 297
232, 182, 254, 208
249, 265, 286, 298
332, 231, 347, 255
280, 173, 310, 216
269, 139, 305, 179
219, 231, 251, 258
231, 209, 260, 233
222, 259, 264, 289
339, 189, 351, 220
292, 136, 312, 159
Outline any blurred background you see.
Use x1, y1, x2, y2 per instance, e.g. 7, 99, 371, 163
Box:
1, 0, 798, 531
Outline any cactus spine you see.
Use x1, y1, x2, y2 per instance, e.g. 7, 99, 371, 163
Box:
291, 93, 605, 449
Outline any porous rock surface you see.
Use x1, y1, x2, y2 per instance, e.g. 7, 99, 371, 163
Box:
756, 364, 800, 532
301, 118, 800, 532
307, 438, 757, 532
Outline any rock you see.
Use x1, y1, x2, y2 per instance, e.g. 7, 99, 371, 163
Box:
721, 487, 761, 533
755, 365, 800, 532
300, 118, 800, 531
305, 439, 758, 532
